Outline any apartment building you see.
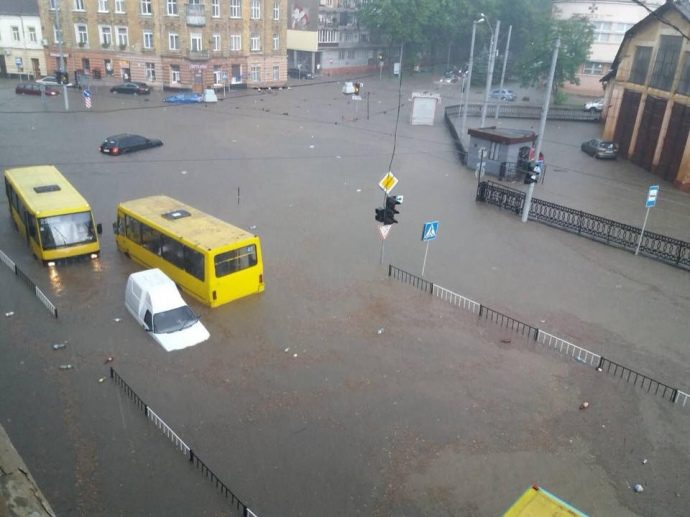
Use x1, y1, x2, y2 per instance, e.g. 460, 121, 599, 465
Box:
552, 0, 663, 96
38, 0, 287, 89
0, 0, 47, 78
287, 0, 380, 77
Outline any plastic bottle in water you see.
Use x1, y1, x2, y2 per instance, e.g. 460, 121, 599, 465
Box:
59, 364, 73, 370
52, 343, 66, 350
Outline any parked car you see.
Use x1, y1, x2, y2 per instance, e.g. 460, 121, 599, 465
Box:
584, 98, 604, 112
35, 74, 72, 87
163, 92, 203, 104
110, 82, 151, 94
99, 134, 163, 155
580, 138, 619, 159
287, 67, 312, 79
490, 88, 516, 101
15, 83, 60, 96
125, 268, 209, 352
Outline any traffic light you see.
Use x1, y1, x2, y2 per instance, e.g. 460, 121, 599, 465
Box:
353, 82, 360, 95
374, 195, 401, 225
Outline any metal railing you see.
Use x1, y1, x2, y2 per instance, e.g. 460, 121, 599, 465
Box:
388, 265, 688, 410
388, 264, 433, 293
596, 357, 679, 402
110, 368, 258, 515
0, 249, 58, 318
445, 103, 601, 122
477, 181, 690, 271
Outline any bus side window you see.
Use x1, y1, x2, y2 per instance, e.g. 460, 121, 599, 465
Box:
28, 216, 38, 239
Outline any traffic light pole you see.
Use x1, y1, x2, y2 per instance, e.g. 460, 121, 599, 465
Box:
379, 189, 387, 264
522, 37, 559, 223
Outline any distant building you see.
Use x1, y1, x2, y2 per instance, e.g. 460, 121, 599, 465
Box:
0, 0, 47, 78
287, 0, 383, 77
552, 0, 664, 96
603, 0, 690, 191
37, 0, 288, 89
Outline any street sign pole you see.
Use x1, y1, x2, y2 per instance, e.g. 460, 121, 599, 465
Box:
635, 207, 650, 256
421, 240, 430, 276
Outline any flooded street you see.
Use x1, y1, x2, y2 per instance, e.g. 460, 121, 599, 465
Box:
1, 76, 689, 516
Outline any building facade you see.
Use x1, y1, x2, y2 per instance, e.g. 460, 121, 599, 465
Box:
603, 1, 690, 191
38, 0, 288, 89
287, 0, 381, 77
552, 0, 663, 96
0, 0, 47, 79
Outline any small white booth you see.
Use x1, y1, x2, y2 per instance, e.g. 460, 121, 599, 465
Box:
410, 92, 441, 126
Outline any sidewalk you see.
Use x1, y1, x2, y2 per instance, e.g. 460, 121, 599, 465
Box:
0, 424, 55, 517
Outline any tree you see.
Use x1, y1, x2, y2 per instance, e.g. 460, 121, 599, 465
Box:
513, 16, 594, 90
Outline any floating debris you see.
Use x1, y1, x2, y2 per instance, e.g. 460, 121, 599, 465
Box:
59, 364, 73, 370
98, 377, 107, 383
377, 328, 384, 335
500, 339, 511, 344
4, 311, 15, 317
113, 317, 122, 322
104, 356, 114, 364
579, 401, 589, 410
633, 484, 644, 493
51, 343, 66, 350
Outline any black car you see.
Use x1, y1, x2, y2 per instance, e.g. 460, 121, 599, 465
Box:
580, 138, 619, 159
287, 67, 312, 79
110, 82, 151, 95
100, 134, 163, 155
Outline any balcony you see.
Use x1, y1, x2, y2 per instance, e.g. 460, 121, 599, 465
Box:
186, 49, 209, 60
186, 4, 205, 26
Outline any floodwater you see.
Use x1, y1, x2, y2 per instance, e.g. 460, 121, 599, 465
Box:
1, 76, 689, 516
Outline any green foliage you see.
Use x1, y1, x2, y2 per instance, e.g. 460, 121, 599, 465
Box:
553, 89, 568, 105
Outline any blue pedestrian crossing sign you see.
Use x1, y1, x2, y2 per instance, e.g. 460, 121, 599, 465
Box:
422, 221, 439, 242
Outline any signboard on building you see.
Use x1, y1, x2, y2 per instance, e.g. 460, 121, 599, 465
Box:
289, 0, 319, 31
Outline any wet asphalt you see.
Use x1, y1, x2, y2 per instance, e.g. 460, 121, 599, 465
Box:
1, 75, 689, 516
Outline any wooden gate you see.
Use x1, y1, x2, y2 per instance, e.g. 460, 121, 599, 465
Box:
655, 102, 690, 182
614, 89, 641, 158
632, 95, 667, 170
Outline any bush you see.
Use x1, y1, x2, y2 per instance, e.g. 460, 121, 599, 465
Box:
553, 89, 568, 105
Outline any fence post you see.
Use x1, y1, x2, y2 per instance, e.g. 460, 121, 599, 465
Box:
388, 264, 392, 277
672, 389, 678, 403
578, 210, 583, 235
678, 244, 686, 265
478, 304, 483, 317
189, 448, 195, 463
110, 366, 114, 378
597, 356, 604, 370
429, 282, 434, 294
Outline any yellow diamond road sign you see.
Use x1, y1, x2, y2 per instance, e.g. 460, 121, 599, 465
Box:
378, 171, 398, 193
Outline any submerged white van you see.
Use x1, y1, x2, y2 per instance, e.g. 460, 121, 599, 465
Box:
124, 268, 210, 351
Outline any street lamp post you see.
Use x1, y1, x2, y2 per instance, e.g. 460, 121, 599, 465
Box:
495, 24, 512, 120
480, 16, 500, 128
460, 17, 484, 147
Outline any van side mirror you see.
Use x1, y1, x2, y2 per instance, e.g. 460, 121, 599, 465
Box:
97, 223, 103, 235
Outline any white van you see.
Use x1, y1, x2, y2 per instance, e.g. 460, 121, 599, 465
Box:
124, 268, 210, 352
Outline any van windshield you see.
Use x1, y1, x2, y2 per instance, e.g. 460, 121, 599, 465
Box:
153, 305, 199, 333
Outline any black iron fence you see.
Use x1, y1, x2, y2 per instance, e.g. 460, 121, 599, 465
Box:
110, 368, 257, 516
596, 357, 679, 402
0, 249, 58, 318
388, 265, 688, 408
477, 181, 690, 271
445, 103, 601, 122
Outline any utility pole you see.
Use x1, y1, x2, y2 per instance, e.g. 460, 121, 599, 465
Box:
55, 1, 69, 111
522, 37, 559, 223
495, 25, 512, 120
460, 19, 480, 147
480, 20, 500, 128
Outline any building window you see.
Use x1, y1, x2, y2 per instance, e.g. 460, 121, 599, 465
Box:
273, 64, 279, 81
650, 35, 682, 91
338, 49, 345, 60
583, 61, 604, 75
629, 46, 652, 85
211, 0, 219, 17
146, 63, 156, 81
230, 0, 240, 18
250, 33, 260, 51
250, 65, 260, 82
592, 21, 632, 44
209, 33, 220, 51
11, 26, 20, 42
250, 0, 260, 19
53, 26, 62, 43
28, 27, 37, 43
141, 0, 152, 15
213, 66, 223, 84
190, 33, 202, 52
143, 31, 153, 49
115, 0, 125, 13
98, 0, 108, 12
74, 0, 85, 11
230, 33, 241, 51
116, 27, 128, 47
272, 34, 279, 50
167, 0, 178, 15
169, 32, 179, 50
76, 24, 88, 45
49, 0, 57, 10
347, 49, 355, 59
100, 26, 112, 46
171, 64, 180, 83
273, 1, 279, 20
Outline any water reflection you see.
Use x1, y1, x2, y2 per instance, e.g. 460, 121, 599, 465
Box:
48, 265, 64, 295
